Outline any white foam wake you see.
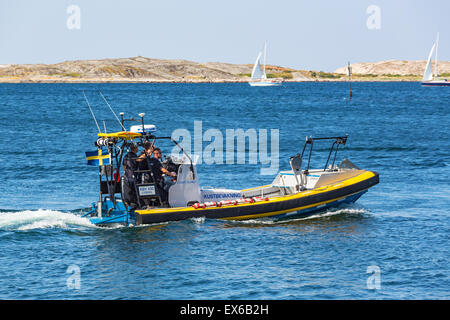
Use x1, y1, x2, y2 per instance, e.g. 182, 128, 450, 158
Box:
292, 207, 367, 222
190, 217, 206, 224
227, 206, 367, 225
0, 209, 95, 231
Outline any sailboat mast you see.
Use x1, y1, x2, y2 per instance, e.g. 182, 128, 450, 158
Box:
263, 41, 267, 77
434, 32, 439, 79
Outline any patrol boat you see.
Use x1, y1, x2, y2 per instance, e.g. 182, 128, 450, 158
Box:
82, 115, 379, 226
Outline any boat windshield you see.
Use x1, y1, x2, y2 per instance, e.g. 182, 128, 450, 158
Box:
339, 158, 359, 170
170, 154, 200, 165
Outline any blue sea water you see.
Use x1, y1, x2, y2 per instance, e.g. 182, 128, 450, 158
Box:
0, 82, 448, 299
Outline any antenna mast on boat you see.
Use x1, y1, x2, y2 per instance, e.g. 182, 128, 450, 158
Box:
82, 91, 101, 133
98, 90, 127, 132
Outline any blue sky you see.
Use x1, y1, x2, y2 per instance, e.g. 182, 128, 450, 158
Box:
0, 0, 448, 71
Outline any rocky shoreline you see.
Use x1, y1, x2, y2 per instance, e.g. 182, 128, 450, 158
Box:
0, 56, 448, 83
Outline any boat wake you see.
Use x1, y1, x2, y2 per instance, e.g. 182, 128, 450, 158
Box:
225, 206, 367, 226
190, 217, 206, 224
284, 207, 367, 222
0, 205, 368, 231
0, 209, 96, 231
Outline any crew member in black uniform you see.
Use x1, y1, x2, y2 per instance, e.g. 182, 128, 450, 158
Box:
122, 143, 139, 209
153, 147, 177, 199
139, 142, 176, 206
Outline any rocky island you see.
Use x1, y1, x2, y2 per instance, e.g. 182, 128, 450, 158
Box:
0, 56, 448, 83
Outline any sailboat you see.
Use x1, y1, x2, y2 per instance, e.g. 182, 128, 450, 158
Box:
249, 42, 282, 86
421, 32, 449, 87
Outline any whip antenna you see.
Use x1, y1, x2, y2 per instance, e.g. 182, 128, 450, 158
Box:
83, 91, 101, 133
98, 90, 126, 131
98, 90, 134, 143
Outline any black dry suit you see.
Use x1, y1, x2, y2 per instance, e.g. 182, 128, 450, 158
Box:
139, 155, 168, 203
122, 150, 139, 206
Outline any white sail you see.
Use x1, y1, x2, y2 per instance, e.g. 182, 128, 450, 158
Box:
262, 42, 267, 79
434, 32, 439, 79
249, 42, 282, 86
423, 42, 436, 81
251, 52, 264, 80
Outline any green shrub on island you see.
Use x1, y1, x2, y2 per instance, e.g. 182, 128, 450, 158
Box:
266, 72, 293, 79
61, 72, 82, 78
317, 71, 341, 79
355, 73, 378, 78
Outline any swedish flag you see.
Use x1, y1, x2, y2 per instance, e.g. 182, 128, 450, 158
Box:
85, 149, 111, 166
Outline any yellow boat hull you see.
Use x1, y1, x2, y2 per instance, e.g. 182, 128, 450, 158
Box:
135, 170, 379, 225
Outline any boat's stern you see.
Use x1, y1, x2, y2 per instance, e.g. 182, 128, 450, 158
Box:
83, 198, 134, 226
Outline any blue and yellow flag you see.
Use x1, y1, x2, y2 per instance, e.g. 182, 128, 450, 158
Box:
85, 149, 111, 166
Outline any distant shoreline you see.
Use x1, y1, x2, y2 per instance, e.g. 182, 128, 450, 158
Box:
0, 78, 423, 84
0, 56, 447, 83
